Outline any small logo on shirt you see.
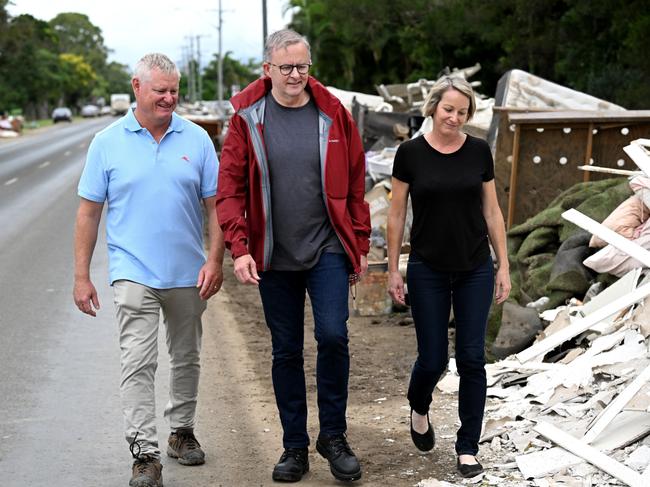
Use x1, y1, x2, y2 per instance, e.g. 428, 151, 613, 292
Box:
181, 155, 190, 162
328, 139, 340, 143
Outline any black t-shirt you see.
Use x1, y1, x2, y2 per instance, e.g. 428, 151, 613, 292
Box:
263, 93, 343, 270
392, 134, 494, 272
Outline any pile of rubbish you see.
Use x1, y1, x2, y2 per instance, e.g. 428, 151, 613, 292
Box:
177, 100, 232, 151
0, 112, 22, 138
353, 63, 494, 194
494, 140, 650, 358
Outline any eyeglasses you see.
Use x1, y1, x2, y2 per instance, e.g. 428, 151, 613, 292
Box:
268, 63, 312, 76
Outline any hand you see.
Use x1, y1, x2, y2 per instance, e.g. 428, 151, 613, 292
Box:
387, 270, 406, 306
73, 278, 100, 317
234, 254, 260, 285
197, 260, 224, 300
494, 266, 511, 304
359, 255, 368, 278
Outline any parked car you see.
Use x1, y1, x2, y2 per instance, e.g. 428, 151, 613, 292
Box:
52, 107, 72, 123
80, 104, 99, 118
99, 106, 112, 116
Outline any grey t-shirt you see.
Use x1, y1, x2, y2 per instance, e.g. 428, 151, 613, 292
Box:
263, 93, 343, 270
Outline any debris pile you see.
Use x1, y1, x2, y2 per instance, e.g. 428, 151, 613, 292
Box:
177, 100, 232, 151
0, 111, 22, 138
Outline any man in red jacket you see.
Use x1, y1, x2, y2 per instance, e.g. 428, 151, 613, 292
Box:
216, 29, 370, 483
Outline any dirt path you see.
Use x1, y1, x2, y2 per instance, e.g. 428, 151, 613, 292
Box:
184, 259, 465, 487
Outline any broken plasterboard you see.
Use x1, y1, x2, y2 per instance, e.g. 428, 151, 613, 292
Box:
515, 282, 650, 363
630, 295, 650, 338
579, 268, 641, 334
624, 142, 650, 178
578, 165, 642, 177
516, 208, 650, 363
515, 446, 584, 479
583, 362, 650, 443
479, 416, 515, 443
590, 410, 650, 451
562, 209, 650, 268
624, 381, 650, 411
534, 421, 645, 487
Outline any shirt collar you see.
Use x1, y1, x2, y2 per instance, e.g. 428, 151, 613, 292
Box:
123, 107, 184, 134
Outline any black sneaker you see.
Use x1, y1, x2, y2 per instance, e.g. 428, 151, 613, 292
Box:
129, 454, 163, 487
167, 428, 205, 466
316, 434, 361, 482
272, 447, 309, 482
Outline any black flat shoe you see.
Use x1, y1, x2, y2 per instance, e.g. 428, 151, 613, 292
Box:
456, 458, 484, 478
410, 409, 434, 452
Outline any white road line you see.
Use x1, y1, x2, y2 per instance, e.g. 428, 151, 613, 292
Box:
38, 161, 51, 168
64, 150, 71, 156
4, 177, 18, 186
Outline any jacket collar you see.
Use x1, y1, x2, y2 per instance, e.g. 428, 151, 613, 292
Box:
231, 76, 341, 119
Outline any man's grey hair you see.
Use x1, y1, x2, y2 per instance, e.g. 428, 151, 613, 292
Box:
263, 29, 311, 62
132, 53, 181, 81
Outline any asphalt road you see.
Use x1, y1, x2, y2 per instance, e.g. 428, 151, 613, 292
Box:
0, 117, 133, 485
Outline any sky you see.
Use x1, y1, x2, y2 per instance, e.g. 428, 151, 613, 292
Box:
7, 0, 293, 70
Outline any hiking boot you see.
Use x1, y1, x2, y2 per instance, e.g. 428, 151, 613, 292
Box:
272, 447, 309, 482
129, 454, 163, 487
316, 434, 362, 481
167, 428, 205, 466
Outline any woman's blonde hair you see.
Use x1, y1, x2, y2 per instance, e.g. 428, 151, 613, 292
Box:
421, 76, 476, 121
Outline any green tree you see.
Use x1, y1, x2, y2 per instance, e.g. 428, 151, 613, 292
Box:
0, 0, 8, 26
287, 0, 650, 108
49, 12, 108, 72
101, 61, 133, 98
48, 12, 128, 105
555, 0, 650, 108
0, 14, 60, 118
58, 53, 97, 106
0, 0, 10, 110
0, 8, 131, 117
201, 52, 259, 100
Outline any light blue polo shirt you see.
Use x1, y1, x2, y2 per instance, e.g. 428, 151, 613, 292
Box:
78, 109, 218, 288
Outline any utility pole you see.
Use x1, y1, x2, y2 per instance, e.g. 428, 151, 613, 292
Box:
190, 35, 197, 103
196, 34, 206, 102
181, 45, 192, 102
262, 0, 268, 58
184, 36, 196, 102
217, 0, 224, 106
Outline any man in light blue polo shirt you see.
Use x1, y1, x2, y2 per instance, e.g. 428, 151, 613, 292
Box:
73, 53, 224, 487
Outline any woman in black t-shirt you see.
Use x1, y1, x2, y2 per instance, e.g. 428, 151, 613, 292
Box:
387, 76, 510, 478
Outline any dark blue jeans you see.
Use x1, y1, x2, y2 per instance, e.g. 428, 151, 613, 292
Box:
258, 252, 350, 448
406, 252, 494, 456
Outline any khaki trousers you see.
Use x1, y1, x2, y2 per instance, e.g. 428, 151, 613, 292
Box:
113, 280, 206, 457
